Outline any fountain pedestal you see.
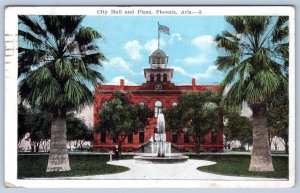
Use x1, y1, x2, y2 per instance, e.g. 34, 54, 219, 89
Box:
134, 112, 189, 163
155, 133, 167, 157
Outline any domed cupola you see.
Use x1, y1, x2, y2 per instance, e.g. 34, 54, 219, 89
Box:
149, 49, 168, 69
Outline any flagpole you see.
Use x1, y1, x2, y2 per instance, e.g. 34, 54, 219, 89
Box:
158, 22, 160, 49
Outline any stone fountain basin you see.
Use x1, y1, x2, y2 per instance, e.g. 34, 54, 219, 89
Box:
134, 153, 189, 163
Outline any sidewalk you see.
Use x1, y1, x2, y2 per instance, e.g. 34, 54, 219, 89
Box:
28, 159, 287, 181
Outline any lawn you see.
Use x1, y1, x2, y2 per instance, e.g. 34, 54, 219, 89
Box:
18, 154, 131, 178
192, 154, 288, 179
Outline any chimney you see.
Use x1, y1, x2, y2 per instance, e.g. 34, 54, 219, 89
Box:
120, 79, 125, 90
192, 78, 196, 90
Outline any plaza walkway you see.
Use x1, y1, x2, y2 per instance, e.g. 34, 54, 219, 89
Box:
50, 159, 286, 181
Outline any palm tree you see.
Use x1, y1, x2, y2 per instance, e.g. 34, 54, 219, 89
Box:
215, 16, 288, 171
18, 16, 105, 171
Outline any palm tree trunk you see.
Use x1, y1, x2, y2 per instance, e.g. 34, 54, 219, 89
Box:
249, 103, 274, 171
46, 115, 71, 172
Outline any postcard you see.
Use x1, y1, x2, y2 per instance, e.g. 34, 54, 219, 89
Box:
4, 6, 295, 188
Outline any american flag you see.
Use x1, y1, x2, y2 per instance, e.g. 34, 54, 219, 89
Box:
159, 24, 170, 35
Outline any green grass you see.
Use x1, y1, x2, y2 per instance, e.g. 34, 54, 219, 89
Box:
191, 155, 288, 179
18, 154, 131, 178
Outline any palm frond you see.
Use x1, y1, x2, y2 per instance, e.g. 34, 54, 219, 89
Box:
215, 34, 239, 53
76, 27, 102, 48
272, 25, 289, 43
215, 55, 238, 71
26, 66, 53, 86
225, 16, 245, 34
42, 16, 62, 38
82, 52, 106, 65
54, 58, 75, 78
18, 15, 47, 38
18, 30, 43, 47
245, 16, 270, 36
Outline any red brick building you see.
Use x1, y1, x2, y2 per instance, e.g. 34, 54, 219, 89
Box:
93, 49, 223, 152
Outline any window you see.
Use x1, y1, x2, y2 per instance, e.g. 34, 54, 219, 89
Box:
184, 133, 190, 143
100, 130, 106, 143
112, 135, 117, 143
211, 129, 217, 144
172, 133, 178, 143
151, 57, 157, 64
150, 73, 154, 82
138, 125, 144, 143
172, 102, 177, 108
154, 101, 162, 117
155, 84, 162, 90
128, 133, 133, 144
163, 74, 168, 82
139, 131, 144, 143
157, 57, 161, 64
157, 74, 161, 82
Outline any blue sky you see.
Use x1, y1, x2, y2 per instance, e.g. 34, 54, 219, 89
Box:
82, 16, 227, 85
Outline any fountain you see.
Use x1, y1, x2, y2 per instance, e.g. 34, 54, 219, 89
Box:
134, 112, 189, 163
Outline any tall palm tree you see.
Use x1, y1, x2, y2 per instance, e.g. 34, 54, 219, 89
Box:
215, 16, 288, 171
18, 16, 105, 171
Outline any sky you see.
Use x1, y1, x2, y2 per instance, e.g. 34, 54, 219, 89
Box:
81, 16, 227, 85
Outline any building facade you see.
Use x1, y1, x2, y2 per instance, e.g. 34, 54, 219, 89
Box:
93, 49, 223, 152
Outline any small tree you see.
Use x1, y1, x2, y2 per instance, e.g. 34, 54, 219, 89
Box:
223, 110, 252, 150
23, 108, 51, 152
165, 89, 220, 153
96, 92, 152, 149
267, 83, 289, 153
67, 114, 91, 151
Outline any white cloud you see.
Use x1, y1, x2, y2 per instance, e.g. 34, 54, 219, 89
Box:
191, 35, 216, 50
170, 65, 220, 79
170, 66, 192, 77
124, 40, 142, 60
182, 55, 208, 65
106, 76, 137, 86
170, 33, 182, 44
103, 57, 137, 75
180, 35, 217, 66
193, 65, 219, 79
144, 39, 166, 53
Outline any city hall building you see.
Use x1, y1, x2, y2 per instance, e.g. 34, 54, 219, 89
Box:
93, 48, 223, 152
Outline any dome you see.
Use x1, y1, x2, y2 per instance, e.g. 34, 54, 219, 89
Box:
150, 49, 167, 57
149, 49, 168, 68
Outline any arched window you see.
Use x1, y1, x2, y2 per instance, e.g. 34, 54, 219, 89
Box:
172, 102, 177, 108
163, 74, 168, 82
150, 73, 154, 82
157, 74, 161, 82
154, 101, 162, 117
